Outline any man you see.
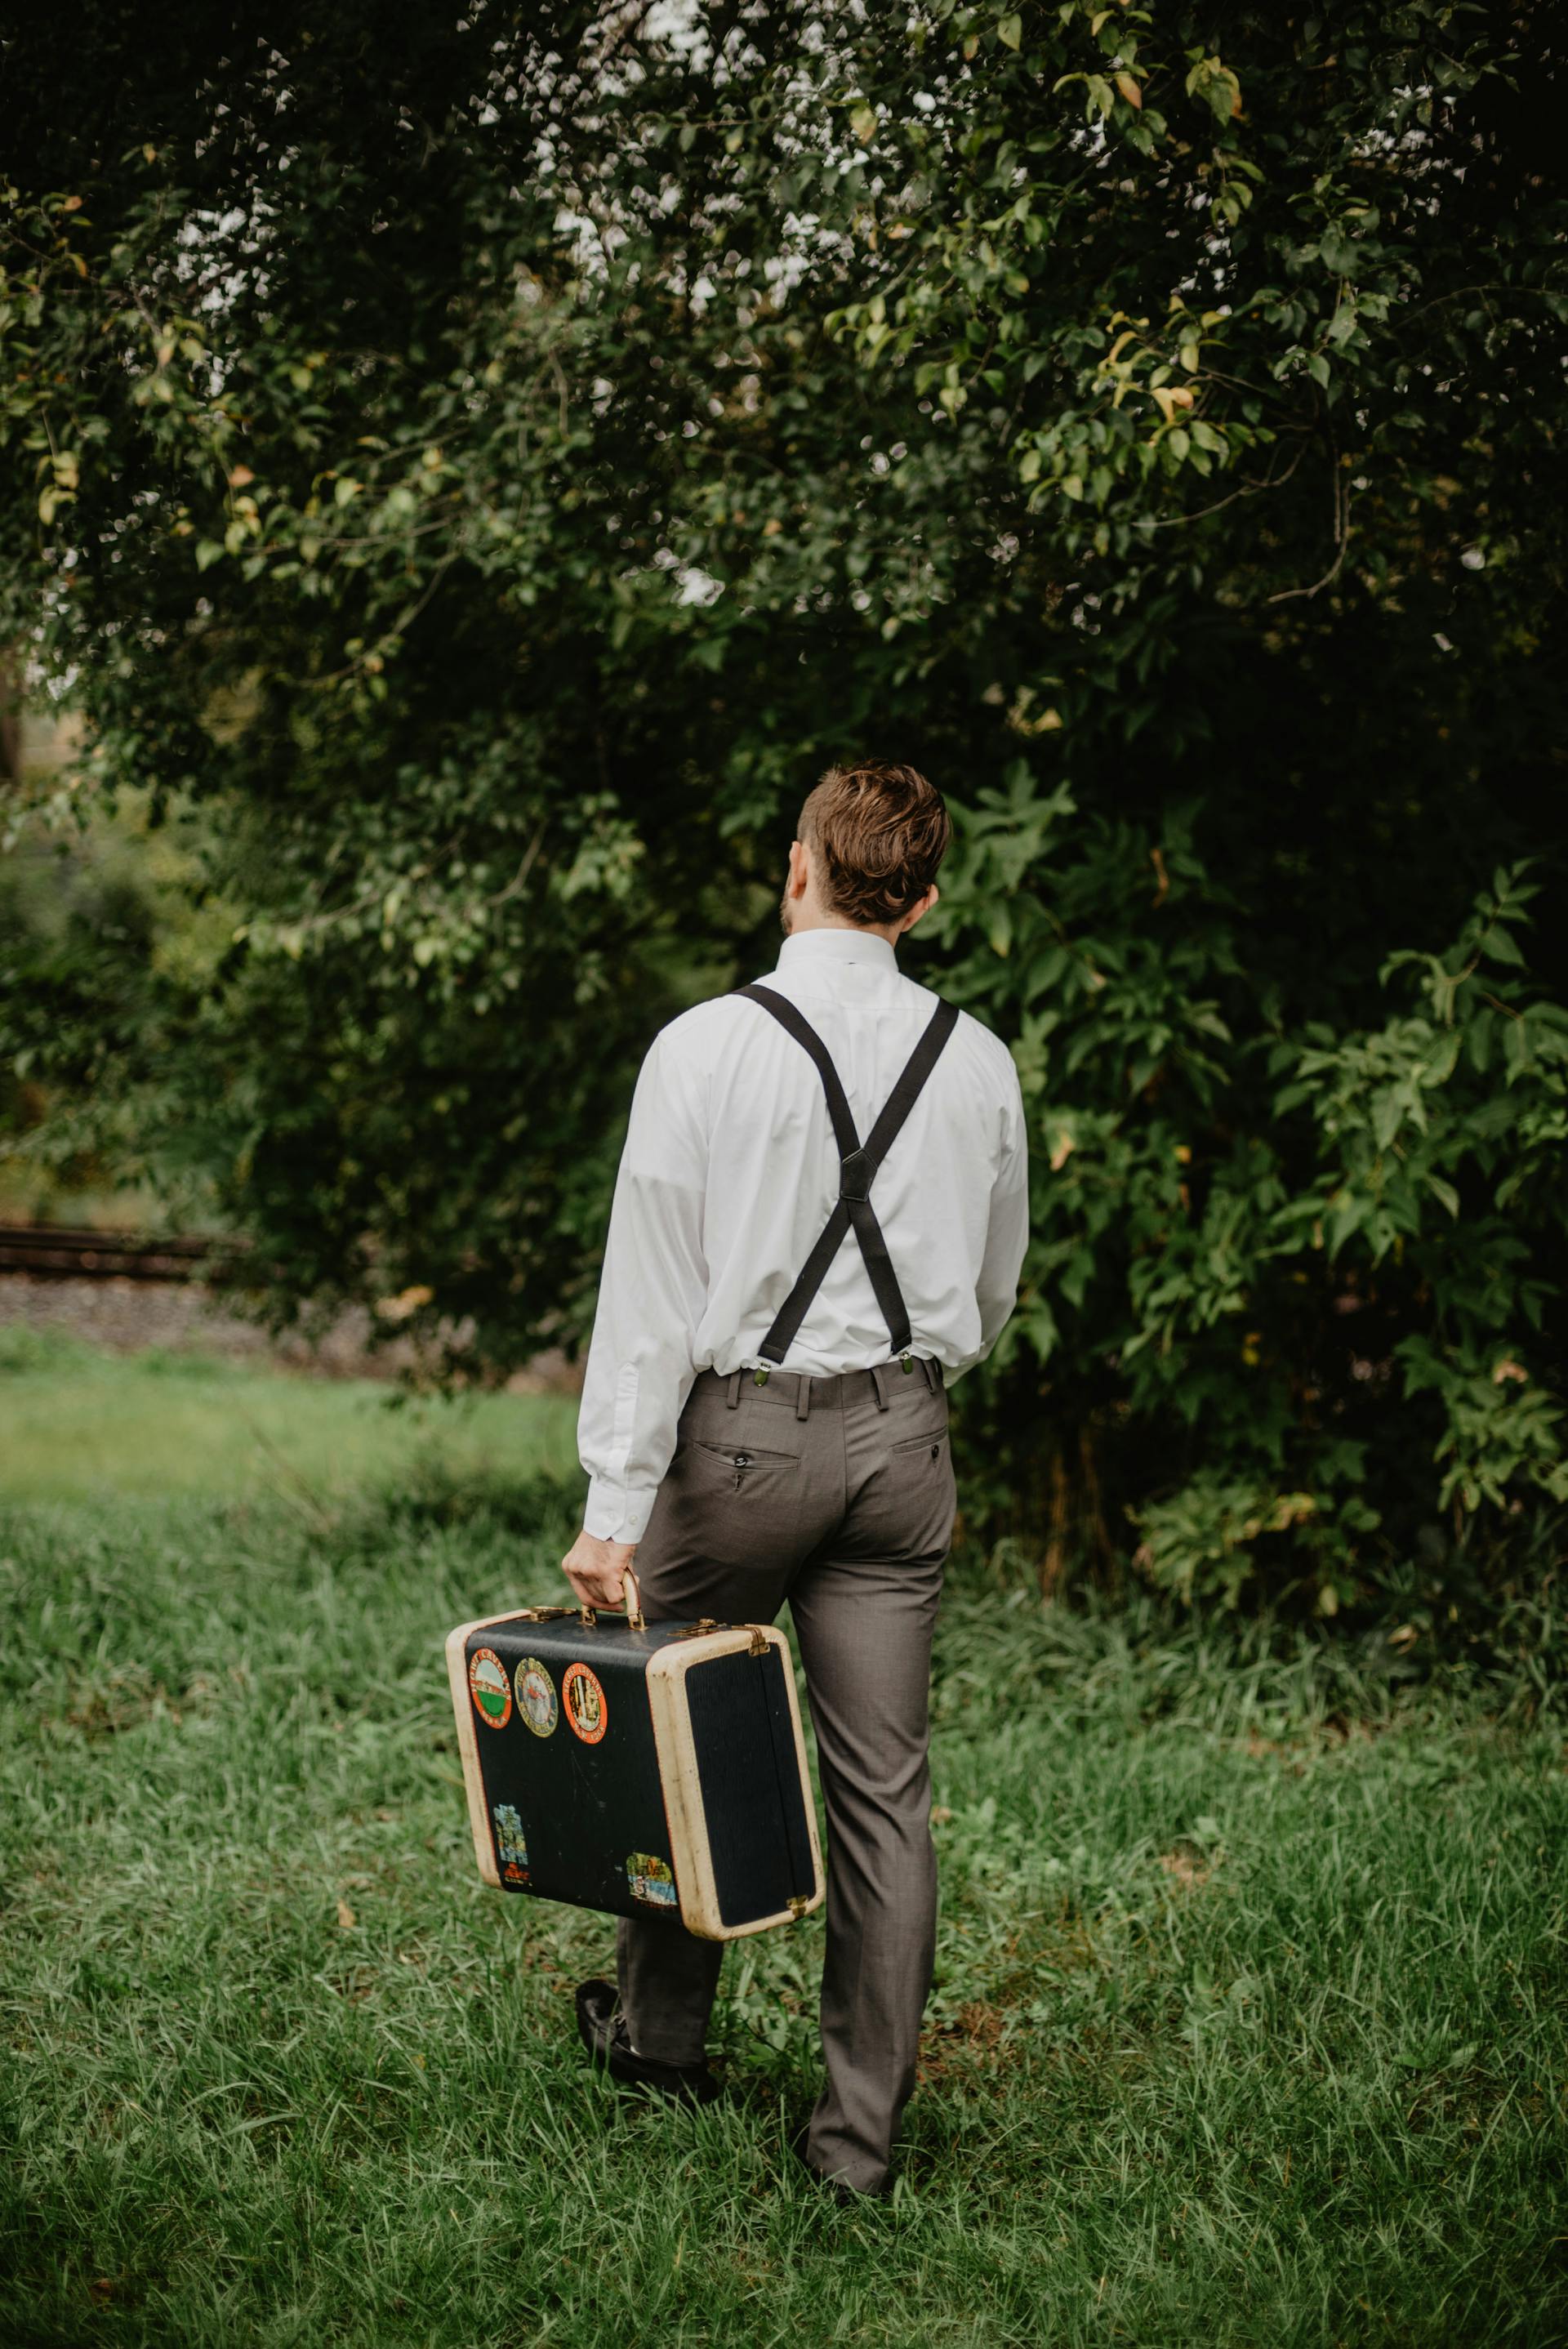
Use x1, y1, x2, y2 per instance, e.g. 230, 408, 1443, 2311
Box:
562, 760, 1029, 2200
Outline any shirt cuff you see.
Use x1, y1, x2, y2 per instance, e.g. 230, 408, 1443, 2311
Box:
584, 1477, 659, 1544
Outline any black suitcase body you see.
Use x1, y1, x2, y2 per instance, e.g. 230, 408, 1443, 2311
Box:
446, 1597, 824, 1941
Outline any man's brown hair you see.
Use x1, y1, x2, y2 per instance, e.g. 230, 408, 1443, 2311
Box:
797, 760, 951, 929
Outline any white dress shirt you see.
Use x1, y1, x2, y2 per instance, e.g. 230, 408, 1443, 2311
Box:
577, 926, 1030, 1541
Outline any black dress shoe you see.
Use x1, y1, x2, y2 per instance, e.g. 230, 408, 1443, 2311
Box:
575, 1978, 721, 2107
787, 2121, 893, 2203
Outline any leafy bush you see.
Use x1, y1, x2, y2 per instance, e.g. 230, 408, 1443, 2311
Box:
2, 3, 1565, 1614
945, 842, 1568, 1607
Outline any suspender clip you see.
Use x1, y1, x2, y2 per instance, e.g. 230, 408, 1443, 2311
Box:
900, 1353, 914, 1375
839, 1148, 872, 1202
753, 1366, 769, 1386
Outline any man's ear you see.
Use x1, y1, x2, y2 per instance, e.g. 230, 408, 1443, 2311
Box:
898, 883, 939, 936
787, 838, 810, 896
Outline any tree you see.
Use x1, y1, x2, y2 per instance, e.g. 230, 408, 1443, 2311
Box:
2, 2, 1566, 1613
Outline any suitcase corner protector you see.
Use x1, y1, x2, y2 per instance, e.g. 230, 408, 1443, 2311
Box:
680, 1883, 824, 1941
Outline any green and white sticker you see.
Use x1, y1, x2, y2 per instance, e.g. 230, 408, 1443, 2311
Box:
468, 1647, 512, 1729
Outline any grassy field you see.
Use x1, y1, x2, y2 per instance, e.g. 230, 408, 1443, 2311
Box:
2, 1346, 1566, 2346
0, 1324, 579, 1501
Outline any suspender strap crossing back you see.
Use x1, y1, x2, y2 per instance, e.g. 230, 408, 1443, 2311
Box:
733, 982, 961, 1366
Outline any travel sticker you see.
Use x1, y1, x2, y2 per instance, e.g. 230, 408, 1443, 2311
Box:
492, 1803, 528, 1882
562, 1660, 608, 1745
626, 1852, 677, 1910
514, 1656, 558, 1739
468, 1647, 512, 1730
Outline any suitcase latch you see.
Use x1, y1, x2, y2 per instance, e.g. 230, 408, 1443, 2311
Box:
747, 1626, 770, 1657
788, 1895, 809, 1920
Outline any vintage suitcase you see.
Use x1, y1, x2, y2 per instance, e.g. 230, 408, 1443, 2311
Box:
446, 1576, 824, 1941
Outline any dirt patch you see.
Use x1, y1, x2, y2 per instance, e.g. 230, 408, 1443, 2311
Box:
64, 1665, 181, 1737
920, 1999, 1010, 2081
1157, 1844, 1218, 1892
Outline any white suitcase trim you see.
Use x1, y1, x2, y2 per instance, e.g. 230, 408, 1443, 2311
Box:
444, 1610, 547, 1890
645, 1625, 825, 1942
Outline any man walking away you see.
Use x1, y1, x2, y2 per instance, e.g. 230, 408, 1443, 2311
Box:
562, 760, 1029, 2199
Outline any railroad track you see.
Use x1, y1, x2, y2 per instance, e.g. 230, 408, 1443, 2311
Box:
0, 1223, 213, 1282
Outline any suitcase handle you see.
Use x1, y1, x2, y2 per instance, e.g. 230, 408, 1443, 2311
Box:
577, 1566, 645, 1633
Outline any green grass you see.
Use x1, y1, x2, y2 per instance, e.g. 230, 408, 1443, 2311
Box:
2, 1348, 1566, 2345
0, 1325, 579, 1501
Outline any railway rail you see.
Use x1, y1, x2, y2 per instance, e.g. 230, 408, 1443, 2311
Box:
0, 1224, 212, 1282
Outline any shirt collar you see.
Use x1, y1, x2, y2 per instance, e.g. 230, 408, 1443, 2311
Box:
775, 927, 898, 975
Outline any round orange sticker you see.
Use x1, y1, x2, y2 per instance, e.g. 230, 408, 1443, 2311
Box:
562, 1661, 608, 1745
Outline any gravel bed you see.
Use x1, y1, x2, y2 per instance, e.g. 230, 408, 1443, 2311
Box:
0, 1273, 579, 1393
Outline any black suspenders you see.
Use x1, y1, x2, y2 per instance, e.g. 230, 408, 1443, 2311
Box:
733, 982, 961, 1367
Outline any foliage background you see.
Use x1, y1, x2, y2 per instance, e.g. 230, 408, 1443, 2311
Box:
2, 0, 1566, 1620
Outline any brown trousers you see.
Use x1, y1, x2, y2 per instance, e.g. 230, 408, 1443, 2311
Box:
617, 1356, 956, 2195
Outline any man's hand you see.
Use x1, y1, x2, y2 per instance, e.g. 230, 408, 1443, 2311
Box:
561, 1527, 638, 1611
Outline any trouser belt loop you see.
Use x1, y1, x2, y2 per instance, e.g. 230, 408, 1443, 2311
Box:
725, 1370, 742, 1410
920, 1354, 938, 1393
868, 1362, 888, 1412
795, 1372, 812, 1421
